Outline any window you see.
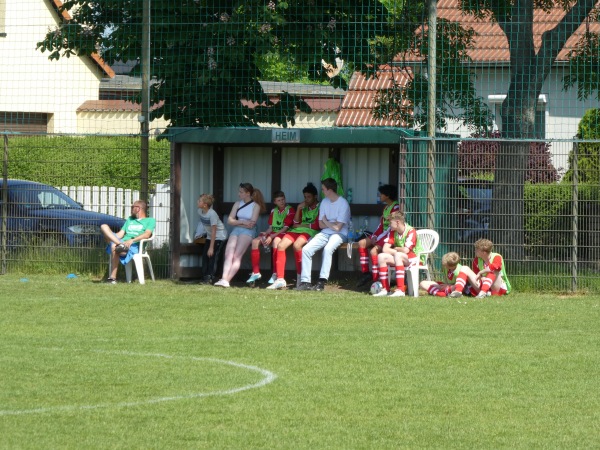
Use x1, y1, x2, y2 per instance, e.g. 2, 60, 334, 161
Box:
0, 0, 6, 37
488, 94, 547, 139
0, 112, 49, 133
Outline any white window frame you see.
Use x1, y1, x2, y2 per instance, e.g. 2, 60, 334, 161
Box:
488, 94, 547, 139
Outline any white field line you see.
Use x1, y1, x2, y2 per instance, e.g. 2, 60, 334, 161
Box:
0, 349, 277, 416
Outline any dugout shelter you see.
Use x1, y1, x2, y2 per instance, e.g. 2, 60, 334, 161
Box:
166, 127, 457, 279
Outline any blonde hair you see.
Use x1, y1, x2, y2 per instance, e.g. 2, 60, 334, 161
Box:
474, 238, 493, 253
442, 252, 460, 268
388, 211, 405, 223
199, 194, 214, 208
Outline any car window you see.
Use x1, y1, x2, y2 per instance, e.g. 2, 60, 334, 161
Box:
465, 187, 492, 201
9, 185, 82, 209
38, 190, 73, 208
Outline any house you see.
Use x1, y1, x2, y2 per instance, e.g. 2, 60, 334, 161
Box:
0, 0, 168, 135
338, 0, 600, 174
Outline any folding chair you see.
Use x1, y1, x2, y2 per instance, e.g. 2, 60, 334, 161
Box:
108, 236, 155, 284
406, 229, 440, 297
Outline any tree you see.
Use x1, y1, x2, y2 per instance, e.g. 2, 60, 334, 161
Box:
371, 10, 495, 133
458, 131, 559, 184
37, 0, 394, 128
373, 0, 599, 258
564, 108, 600, 184
465, 1, 598, 258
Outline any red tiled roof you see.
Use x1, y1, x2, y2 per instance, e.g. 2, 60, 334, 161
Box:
241, 96, 342, 112
77, 100, 164, 112
336, 67, 411, 127
398, 0, 600, 63
341, 1, 600, 127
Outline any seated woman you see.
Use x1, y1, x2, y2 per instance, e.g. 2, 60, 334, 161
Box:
214, 183, 266, 288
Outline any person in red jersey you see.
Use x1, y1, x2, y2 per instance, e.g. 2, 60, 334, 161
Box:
246, 191, 295, 285
356, 184, 400, 289
372, 212, 422, 297
267, 183, 320, 290
449, 238, 512, 298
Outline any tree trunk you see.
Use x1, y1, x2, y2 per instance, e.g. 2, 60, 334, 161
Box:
494, 85, 538, 260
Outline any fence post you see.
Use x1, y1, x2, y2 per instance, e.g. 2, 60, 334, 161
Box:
571, 140, 578, 293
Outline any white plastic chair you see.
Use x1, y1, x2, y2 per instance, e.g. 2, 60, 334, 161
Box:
108, 236, 155, 284
406, 229, 440, 297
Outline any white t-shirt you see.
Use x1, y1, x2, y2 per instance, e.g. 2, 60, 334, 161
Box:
318, 196, 351, 236
196, 207, 227, 240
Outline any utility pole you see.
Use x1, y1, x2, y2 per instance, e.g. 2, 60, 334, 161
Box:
140, 0, 151, 202
426, 0, 437, 231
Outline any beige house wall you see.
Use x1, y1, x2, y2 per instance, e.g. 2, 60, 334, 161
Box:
258, 112, 337, 128
0, 0, 102, 134
77, 111, 171, 136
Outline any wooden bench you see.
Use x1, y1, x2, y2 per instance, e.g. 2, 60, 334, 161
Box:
177, 238, 361, 280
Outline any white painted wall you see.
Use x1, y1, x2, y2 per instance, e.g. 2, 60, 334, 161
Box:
0, 0, 102, 133
77, 111, 170, 136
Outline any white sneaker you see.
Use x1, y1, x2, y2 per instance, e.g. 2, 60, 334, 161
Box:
449, 290, 463, 298
389, 289, 405, 297
266, 278, 286, 290
372, 289, 389, 297
214, 279, 230, 288
246, 272, 261, 283
267, 273, 277, 284
475, 290, 489, 299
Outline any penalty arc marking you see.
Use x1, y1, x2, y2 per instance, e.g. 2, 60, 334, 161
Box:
0, 349, 277, 416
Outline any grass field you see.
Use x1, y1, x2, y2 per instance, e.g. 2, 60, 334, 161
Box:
1, 275, 599, 449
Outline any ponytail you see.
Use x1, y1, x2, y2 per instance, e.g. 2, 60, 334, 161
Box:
252, 188, 267, 214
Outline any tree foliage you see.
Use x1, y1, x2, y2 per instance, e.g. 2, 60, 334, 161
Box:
458, 131, 559, 184
37, 0, 394, 129
563, 108, 600, 184
372, 12, 494, 132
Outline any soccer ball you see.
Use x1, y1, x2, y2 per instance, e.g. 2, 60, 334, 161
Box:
370, 281, 383, 295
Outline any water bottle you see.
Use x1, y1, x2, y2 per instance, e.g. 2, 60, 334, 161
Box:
363, 216, 369, 233
262, 234, 271, 252
348, 218, 354, 242
347, 188, 353, 203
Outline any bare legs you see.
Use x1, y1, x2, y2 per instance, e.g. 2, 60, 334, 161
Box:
221, 234, 253, 282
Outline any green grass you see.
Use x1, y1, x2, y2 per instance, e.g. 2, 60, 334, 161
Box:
1, 275, 599, 449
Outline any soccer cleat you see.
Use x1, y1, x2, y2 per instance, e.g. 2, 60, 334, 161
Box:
214, 279, 230, 288
372, 289, 389, 297
296, 282, 313, 291
448, 290, 463, 298
246, 272, 262, 284
475, 290, 489, 299
313, 280, 326, 291
389, 289, 405, 297
267, 273, 277, 284
356, 272, 373, 288
114, 243, 128, 254
105, 278, 117, 284
266, 278, 287, 290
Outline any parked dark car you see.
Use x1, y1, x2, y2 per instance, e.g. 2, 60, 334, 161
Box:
456, 178, 492, 243
0, 179, 125, 248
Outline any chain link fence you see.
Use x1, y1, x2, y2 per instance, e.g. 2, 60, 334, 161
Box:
0, 135, 171, 278
1, 1, 599, 290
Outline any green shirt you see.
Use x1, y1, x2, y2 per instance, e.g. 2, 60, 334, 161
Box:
122, 216, 156, 241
